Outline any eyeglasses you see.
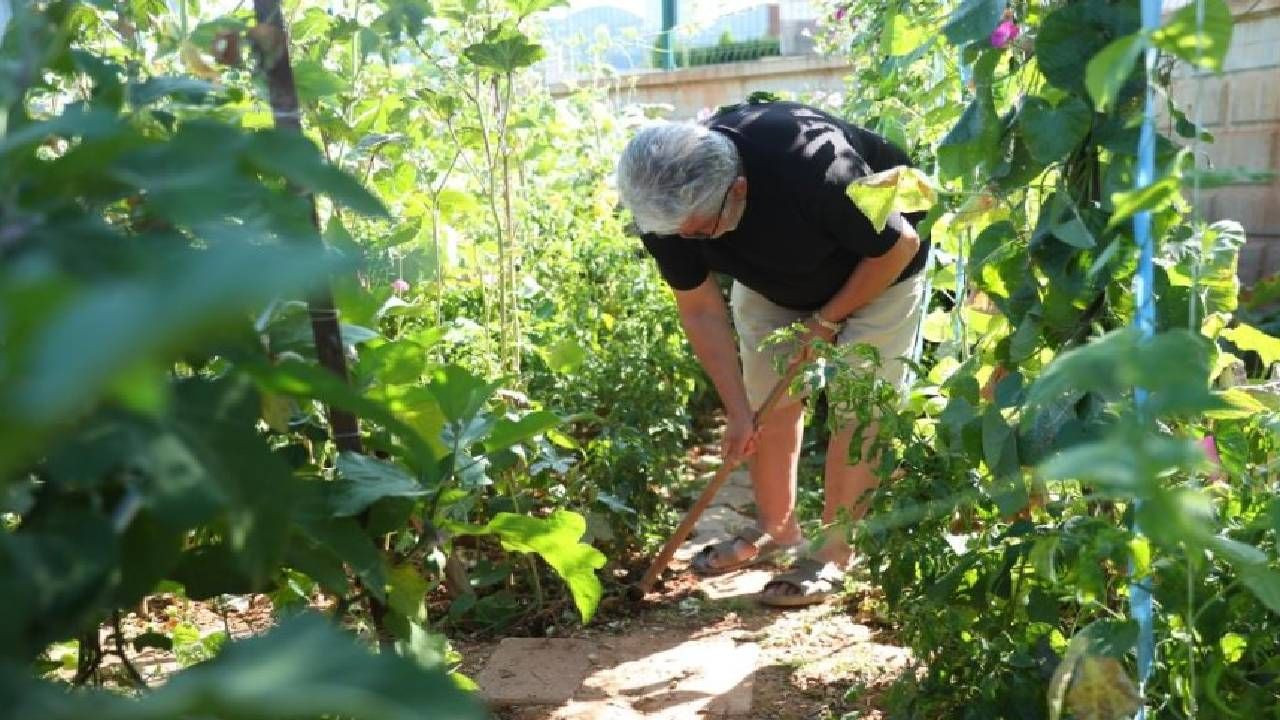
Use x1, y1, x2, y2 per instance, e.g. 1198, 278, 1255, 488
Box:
680, 182, 733, 240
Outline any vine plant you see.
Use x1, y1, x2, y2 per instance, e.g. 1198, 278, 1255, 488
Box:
805, 0, 1280, 717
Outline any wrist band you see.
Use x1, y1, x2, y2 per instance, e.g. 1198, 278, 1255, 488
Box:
811, 312, 843, 334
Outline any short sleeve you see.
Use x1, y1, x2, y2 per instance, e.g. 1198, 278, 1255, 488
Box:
820, 189, 904, 258
640, 233, 710, 291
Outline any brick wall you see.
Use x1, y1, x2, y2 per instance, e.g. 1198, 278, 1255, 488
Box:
1168, 0, 1280, 285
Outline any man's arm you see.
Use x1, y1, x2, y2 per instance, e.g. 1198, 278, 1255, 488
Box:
816, 222, 921, 325
672, 278, 756, 461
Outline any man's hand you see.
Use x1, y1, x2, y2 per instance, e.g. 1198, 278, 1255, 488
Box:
792, 315, 839, 365
721, 409, 759, 465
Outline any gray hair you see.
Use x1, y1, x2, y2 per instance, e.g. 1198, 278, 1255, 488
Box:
616, 121, 739, 235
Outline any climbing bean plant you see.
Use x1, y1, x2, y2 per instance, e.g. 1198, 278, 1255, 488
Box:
815, 0, 1280, 717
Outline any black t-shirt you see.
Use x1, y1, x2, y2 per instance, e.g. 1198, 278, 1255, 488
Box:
640, 101, 930, 311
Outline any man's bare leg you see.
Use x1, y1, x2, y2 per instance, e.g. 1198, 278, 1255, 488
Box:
816, 421, 881, 566
704, 400, 805, 569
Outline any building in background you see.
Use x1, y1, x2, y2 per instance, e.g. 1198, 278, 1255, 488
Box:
536, 0, 820, 86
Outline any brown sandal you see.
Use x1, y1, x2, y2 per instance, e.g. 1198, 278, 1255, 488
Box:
690, 527, 801, 576
757, 558, 846, 607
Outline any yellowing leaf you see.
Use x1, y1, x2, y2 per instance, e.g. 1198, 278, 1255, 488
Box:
1065, 656, 1142, 720
1220, 323, 1280, 368
846, 166, 939, 233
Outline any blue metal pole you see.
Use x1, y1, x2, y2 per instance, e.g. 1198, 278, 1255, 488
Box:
1131, 1, 1162, 716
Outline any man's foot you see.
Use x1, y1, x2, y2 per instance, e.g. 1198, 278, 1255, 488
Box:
758, 558, 847, 607
690, 526, 803, 576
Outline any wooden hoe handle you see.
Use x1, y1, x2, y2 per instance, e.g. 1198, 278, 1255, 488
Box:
636, 362, 803, 594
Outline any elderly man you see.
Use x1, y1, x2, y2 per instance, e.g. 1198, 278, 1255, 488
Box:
616, 100, 930, 606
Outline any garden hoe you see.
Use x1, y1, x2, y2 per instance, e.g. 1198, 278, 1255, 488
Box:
632, 362, 804, 600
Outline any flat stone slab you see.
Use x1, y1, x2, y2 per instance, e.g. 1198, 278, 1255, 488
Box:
476, 638, 595, 705
698, 567, 774, 601
674, 506, 754, 562
712, 482, 755, 513
552, 633, 758, 718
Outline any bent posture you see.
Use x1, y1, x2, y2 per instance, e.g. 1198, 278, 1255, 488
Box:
617, 101, 930, 606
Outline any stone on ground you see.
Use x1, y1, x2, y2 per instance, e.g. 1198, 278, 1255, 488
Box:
476, 638, 595, 705
552, 633, 758, 718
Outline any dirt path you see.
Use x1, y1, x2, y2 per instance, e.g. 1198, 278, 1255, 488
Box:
466, 466, 913, 719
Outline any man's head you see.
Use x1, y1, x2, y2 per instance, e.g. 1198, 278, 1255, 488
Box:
617, 121, 746, 239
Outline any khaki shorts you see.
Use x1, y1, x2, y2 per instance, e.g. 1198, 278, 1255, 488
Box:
730, 270, 929, 416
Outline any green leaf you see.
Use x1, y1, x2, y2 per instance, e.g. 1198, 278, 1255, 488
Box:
881, 8, 926, 56
130, 76, 217, 106
1018, 96, 1093, 165
1152, 0, 1233, 71
1085, 33, 1146, 112
1108, 173, 1184, 229
937, 97, 1000, 180
1037, 0, 1139, 94
428, 365, 498, 424
484, 411, 560, 453
332, 452, 428, 517
543, 338, 586, 375
386, 564, 430, 621
463, 26, 545, 72
247, 131, 389, 217
293, 59, 347, 103
11, 243, 344, 426
846, 166, 938, 233
942, 0, 1006, 47
1220, 324, 1280, 368
1051, 216, 1096, 249
460, 510, 606, 623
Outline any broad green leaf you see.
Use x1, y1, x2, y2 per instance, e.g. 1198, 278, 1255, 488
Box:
881, 9, 926, 56
129, 76, 217, 106
942, 0, 1005, 47
1152, 0, 1233, 71
428, 365, 498, 424
1037, 0, 1139, 94
1051, 216, 1096, 249
937, 97, 1000, 180
484, 411, 561, 453
544, 338, 586, 374
1220, 324, 1280, 368
846, 166, 938, 233
464, 26, 544, 72
332, 452, 428, 517
1018, 96, 1093, 165
247, 131, 389, 218
1026, 328, 1220, 417
386, 564, 430, 621
1108, 174, 1185, 229
460, 510, 606, 623
12, 243, 344, 426
1085, 33, 1145, 112
293, 59, 347, 102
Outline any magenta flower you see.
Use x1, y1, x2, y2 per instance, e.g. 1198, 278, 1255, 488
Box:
391, 278, 410, 295
989, 19, 1019, 49
834, 5, 847, 22
1200, 435, 1221, 467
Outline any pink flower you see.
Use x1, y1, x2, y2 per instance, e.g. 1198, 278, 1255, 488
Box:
1200, 435, 1221, 467
989, 20, 1019, 49
391, 278, 410, 295
834, 6, 847, 22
